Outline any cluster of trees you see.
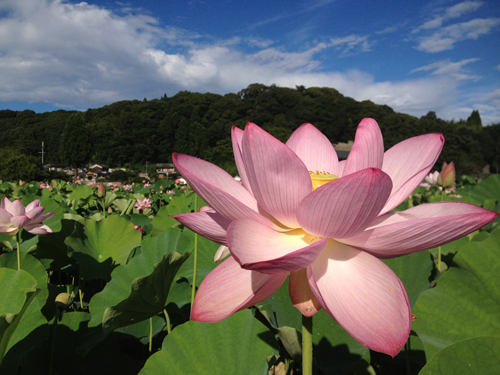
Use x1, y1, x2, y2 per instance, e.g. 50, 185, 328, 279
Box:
1, 83, 499, 181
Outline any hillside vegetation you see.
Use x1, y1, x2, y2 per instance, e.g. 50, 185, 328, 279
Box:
1, 83, 499, 180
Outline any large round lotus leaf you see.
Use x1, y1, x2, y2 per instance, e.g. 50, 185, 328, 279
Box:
465, 174, 500, 203
88, 228, 191, 327
412, 230, 500, 359
0, 268, 40, 367
419, 336, 500, 375
0, 252, 48, 314
0, 268, 37, 317
101, 251, 190, 334
65, 215, 141, 281
139, 310, 278, 375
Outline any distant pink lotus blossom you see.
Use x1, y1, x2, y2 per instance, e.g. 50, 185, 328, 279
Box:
175, 179, 181, 184
0, 197, 55, 235
172, 119, 497, 357
134, 224, 144, 234
166, 190, 175, 195
123, 185, 133, 191
180, 186, 185, 190
142, 180, 146, 183
134, 198, 152, 211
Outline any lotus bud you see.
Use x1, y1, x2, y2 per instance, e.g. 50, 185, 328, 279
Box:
55, 292, 73, 321
97, 182, 106, 198
55, 292, 73, 309
48, 185, 54, 192
108, 206, 113, 214
438, 161, 455, 188
19, 180, 24, 186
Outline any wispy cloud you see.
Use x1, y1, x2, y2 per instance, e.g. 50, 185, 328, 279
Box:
411, 58, 480, 80
247, 0, 335, 29
413, 1, 484, 32
328, 35, 372, 54
417, 18, 500, 52
411, 1, 500, 52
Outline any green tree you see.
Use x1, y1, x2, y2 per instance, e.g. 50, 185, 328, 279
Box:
0, 147, 41, 181
60, 113, 92, 179
466, 110, 482, 132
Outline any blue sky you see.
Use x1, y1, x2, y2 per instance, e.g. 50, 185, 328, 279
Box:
0, 0, 499, 124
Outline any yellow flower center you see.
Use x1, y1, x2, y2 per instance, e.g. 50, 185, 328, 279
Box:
309, 171, 338, 190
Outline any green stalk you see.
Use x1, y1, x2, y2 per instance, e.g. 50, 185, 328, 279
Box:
437, 246, 442, 273
190, 195, 199, 315
149, 317, 153, 354
437, 190, 446, 273
302, 314, 313, 375
163, 308, 172, 334
16, 230, 21, 271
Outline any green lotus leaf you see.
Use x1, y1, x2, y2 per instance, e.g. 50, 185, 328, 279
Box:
412, 230, 500, 359
102, 251, 189, 334
139, 310, 278, 375
88, 228, 192, 328
418, 336, 500, 375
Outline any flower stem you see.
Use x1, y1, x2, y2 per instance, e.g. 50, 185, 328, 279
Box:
302, 314, 313, 375
149, 317, 153, 354
437, 246, 442, 273
163, 308, 171, 334
16, 230, 21, 271
437, 190, 446, 273
190, 194, 199, 315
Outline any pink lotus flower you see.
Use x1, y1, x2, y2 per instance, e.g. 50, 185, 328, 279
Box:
134, 224, 144, 234
134, 198, 152, 211
172, 119, 497, 357
0, 197, 56, 235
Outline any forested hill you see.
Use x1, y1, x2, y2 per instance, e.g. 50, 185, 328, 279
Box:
1, 83, 499, 177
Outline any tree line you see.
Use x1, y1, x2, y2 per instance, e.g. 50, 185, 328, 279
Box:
1, 83, 499, 181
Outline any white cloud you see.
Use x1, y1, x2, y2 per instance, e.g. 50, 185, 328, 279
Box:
0, 0, 498, 124
414, 1, 484, 32
328, 35, 372, 54
417, 18, 500, 52
411, 58, 480, 80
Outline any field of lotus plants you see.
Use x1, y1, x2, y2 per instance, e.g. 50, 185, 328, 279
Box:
2, 117, 500, 375
0, 173, 498, 375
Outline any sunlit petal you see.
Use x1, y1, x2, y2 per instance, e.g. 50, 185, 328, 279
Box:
242, 123, 311, 228
381, 133, 444, 213
191, 257, 288, 322
343, 118, 384, 176
309, 240, 411, 357
228, 218, 327, 273
341, 202, 499, 258
297, 168, 392, 238
286, 123, 338, 176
